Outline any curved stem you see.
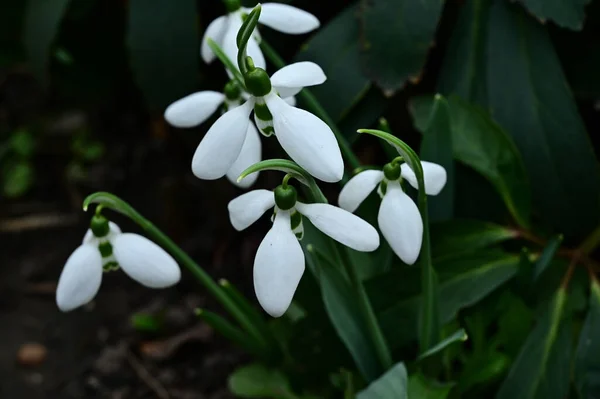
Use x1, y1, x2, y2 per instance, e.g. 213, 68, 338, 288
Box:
260, 40, 361, 173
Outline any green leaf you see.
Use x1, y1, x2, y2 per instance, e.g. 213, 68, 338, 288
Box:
417, 329, 468, 361
410, 95, 531, 228
356, 362, 407, 399
130, 313, 162, 332
294, 4, 371, 122
358, 0, 444, 94
420, 94, 454, 222
495, 293, 534, 357
517, 0, 590, 30
196, 308, 264, 355
486, 0, 600, 237
128, 0, 199, 110
10, 129, 35, 158
430, 219, 517, 261
497, 288, 571, 399
575, 279, 600, 398
458, 350, 510, 395
23, 0, 71, 84
533, 235, 564, 281
407, 373, 453, 399
2, 159, 34, 198
228, 364, 297, 399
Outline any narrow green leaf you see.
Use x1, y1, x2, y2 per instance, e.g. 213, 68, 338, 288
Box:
420, 94, 454, 222
23, 0, 71, 84
358, 0, 444, 94
487, 0, 600, 238
408, 374, 453, 399
10, 129, 35, 158
497, 288, 571, 399
430, 219, 517, 261
2, 159, 34, 198
575, 279, 600, 398
196, 309, 263, 356
418, 329, 468, 361
533, 235, 564, 281
517, 0, 590, 30
130, 312, 162, 332
410, 95, 531, 228
128, 0, 199, 110
228, 363, 297, 399
356, 362, 407, 399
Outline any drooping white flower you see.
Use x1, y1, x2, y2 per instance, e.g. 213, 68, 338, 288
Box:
338, 161, 447, 265
201, 1, 319, 69
56, 220, 181, 312
191, 62, 343, 183
228, 185, 379, 317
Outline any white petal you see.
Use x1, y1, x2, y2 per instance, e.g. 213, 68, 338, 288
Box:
227, 189, 274, 231
164, 91, 225, 128
283, 96, 296, 107
111, 233, 181, 288
253, 210, 305, 317
338, 170, 384, 213
271, 62, 326, 91
227, 123, 262, 188
265, 93, 343, 182
401, 161, 447, 196
378, 182, 423, 265
191, 100, 253, 179
259, 3, 320, 34
295, 202, 380, 252
56, 244, 103, 312
201, 16, 228, 63
222, 15, 266, 75
83, 221, 122, 245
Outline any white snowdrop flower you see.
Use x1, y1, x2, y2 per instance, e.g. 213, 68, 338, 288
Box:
201, 0, 319, 69
56, 216, 181, 312
228, 183, 379, 317
192, 61, 343, 183
338, 161, 447, 265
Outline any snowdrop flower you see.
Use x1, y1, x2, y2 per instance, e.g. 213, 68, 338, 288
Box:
228, 182, 380, 317
201, 0, 319, 70
338, 160, 447, 265
192, 61, 343, 183
164, 80, 262, 188
56, 215, 181, 312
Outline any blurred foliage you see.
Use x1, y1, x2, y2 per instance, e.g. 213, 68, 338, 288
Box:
3, 0, 600, 398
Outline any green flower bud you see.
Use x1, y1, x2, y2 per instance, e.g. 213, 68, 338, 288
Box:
245, 66, 272, 97
224, 80, 242, 100
223, 0, 241, 13
383, 162, 402, 181
274, 185, 298, 211
90, 214, 110, 238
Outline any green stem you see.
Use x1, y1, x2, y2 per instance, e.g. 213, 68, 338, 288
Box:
580, 224, 600, 255
83, 192, 270, 353
260, 40, 361, 173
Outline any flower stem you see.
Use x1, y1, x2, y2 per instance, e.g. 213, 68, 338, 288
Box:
260, 40, 361, 172
579, 224, 600, 255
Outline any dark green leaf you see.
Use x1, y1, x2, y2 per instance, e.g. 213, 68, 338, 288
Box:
10, 129, 35, 158
495, 293, 534, 357
130, 313, 162, 332
430, 219, 516, 261
497, 288, 571, 399
128, 0, 199, 110
228, 363, 296, 399
418, 329, 468, 361
533, 235, 563, 281
486, 0, 600, 238
458, 350, 510, 395
295, 4, 371, 123
407, 373, 453, 399
2, 159, 34, 198
575, 279, 600, 398
410, 95, 531, 228
517, 0, 590, 30
420, 95, 454, 222
358, 0, 444, 93
356, 362, 407, 399
23, 0, 71, 84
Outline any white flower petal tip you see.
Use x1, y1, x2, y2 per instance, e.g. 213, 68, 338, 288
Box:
265, 94, 343, 182
271, 62, 326, 90
191, 100, 253, 180
201, 16, 227, 63
253, 211, 305, 318
338, 170, 384, 213
296, 203, 380, 252
56, 244, 103, 312
259, 3, 320, 34
378, 183, 423, 265
226, 124, 262, 189
83, 221, 121, 244
112, 234, 181, 288
164, 91, 225, 128
227, 189, 275, 231
401, 162, 447, 196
